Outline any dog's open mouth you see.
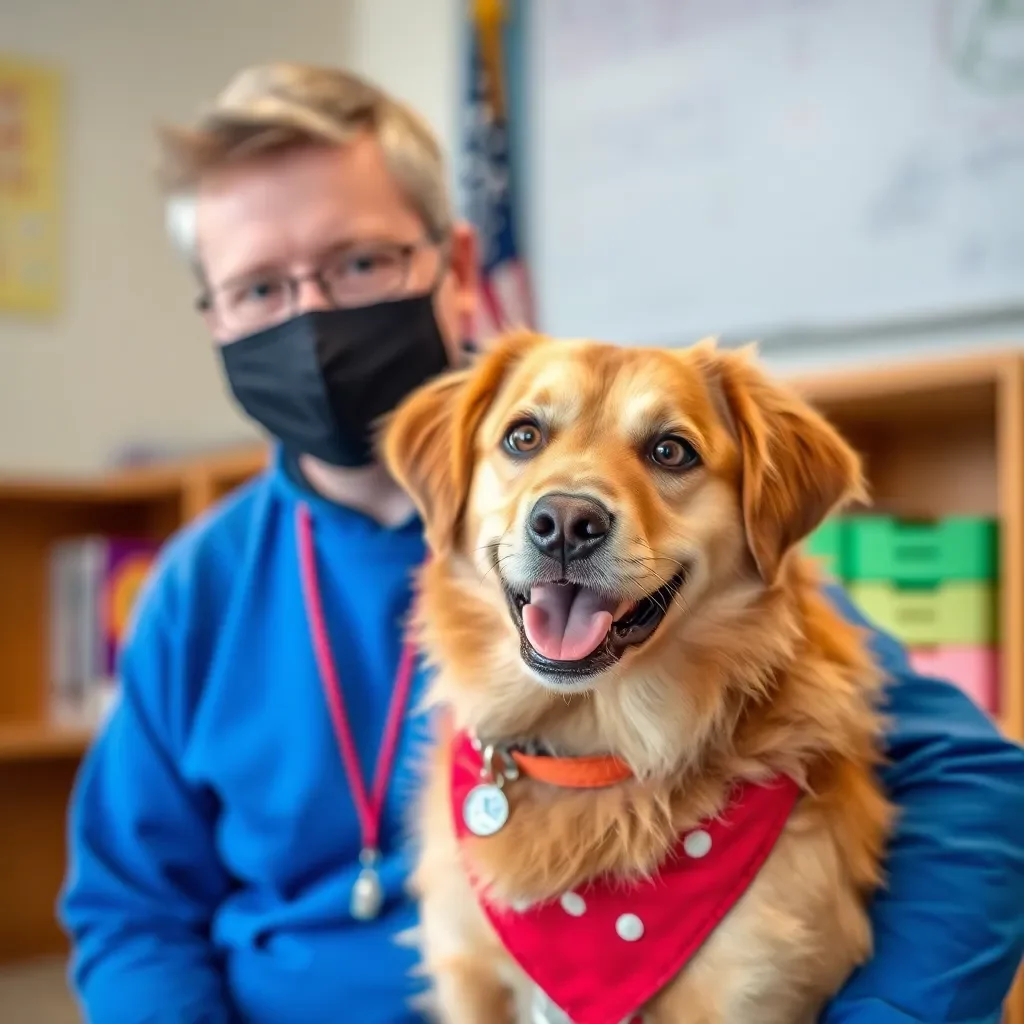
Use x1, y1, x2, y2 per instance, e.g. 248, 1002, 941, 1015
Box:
502, 571, 686, 680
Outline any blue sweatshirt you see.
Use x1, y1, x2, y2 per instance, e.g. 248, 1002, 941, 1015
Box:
60, 449, 1024, 1023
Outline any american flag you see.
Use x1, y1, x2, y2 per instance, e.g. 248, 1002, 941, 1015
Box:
461, 0, 535, 344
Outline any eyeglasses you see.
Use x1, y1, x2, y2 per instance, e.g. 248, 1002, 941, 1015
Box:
198, 238, 441, 335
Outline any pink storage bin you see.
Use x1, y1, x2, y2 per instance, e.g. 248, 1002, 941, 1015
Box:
908, 646, 1000, 715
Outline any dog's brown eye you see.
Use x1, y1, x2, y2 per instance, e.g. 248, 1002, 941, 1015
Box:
651, 435, 701, 470
505, 420, 544, 456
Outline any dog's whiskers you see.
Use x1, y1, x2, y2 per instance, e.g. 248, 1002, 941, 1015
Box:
480, 550, 518, 584
613, 556, 675, 596
475, 534, 510, 555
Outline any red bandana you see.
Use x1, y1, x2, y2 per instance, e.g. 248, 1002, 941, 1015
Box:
450, 731, 802, 1024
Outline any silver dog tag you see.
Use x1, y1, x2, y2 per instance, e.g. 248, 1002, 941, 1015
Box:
463, 741, 517, 837
462, 783, 510, 837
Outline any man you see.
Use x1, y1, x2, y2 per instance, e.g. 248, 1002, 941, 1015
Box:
60, 63, 1024, 1024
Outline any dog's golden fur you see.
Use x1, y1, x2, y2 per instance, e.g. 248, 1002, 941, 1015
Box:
382, 332, 894, 1023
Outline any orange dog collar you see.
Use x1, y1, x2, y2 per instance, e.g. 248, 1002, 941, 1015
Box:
509, 747, 634, 789
459, 728, 634, 790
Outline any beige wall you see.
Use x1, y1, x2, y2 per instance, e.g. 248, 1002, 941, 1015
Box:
348, 0, 460, 165
0, 0, 352, 474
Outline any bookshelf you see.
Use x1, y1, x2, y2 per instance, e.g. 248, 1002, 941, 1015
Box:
790, 349, 1024, 747
791, 348, 1024, 1024
0, 445, 268, 964
0, 351, 1021, 1019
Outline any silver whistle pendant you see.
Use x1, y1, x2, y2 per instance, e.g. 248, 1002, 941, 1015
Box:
350, 848, 383, 921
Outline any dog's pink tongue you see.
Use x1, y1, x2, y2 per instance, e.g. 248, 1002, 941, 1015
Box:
522, 583, 617, 662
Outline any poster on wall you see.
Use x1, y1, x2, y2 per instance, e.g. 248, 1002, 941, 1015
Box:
0, 56, 61, 315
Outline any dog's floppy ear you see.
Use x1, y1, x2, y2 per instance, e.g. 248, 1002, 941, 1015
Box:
380, 369, 472, 554
698, 342, 867, 584
380, 330, 546, 554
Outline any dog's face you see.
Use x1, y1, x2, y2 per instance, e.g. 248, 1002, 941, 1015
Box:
459, 338, 751, 691
383, 332, 863, 697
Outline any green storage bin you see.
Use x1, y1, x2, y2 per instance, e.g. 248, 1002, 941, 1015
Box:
845, 515, 998, 584
848, 580, 999, 646
805, 519, 844, 579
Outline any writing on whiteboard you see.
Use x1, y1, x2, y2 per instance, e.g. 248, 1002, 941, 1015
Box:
529, 0, 1024, 344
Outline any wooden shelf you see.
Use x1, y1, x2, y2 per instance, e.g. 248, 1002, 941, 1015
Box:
0, 444, 268, 506
794, 348, 1024, 1024
790, 347, 1015, 413
0, 721, 94, 762
0, 443, 271, 727
793, 349, 1024, 753
0, 443, 272, 969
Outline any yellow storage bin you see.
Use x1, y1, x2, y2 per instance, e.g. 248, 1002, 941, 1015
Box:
847, 580, 999, 647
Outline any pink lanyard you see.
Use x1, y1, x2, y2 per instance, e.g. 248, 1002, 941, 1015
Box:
295, 502, 418, 921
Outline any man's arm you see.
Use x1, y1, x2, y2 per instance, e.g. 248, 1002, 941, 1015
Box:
823, 586, 1024, 1023
60, 577, 237, 1024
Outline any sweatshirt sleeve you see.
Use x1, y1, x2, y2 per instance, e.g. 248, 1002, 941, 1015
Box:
59, 567, 238, 1024
821, 588, 1024, 1022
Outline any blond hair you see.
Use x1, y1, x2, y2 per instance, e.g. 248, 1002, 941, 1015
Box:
157, 62, 453, 265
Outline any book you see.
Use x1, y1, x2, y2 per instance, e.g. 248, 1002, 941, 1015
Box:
48, 535, 161, 726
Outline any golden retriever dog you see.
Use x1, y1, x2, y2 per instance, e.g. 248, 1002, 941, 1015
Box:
381, 332, 893, 1024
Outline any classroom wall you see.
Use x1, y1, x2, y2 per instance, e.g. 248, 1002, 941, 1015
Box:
347, 0, 461, 175
3, 0, 1020, 475
0, 0, 351, 474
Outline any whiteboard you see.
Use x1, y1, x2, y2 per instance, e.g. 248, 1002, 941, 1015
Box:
526, 0, 1024, 346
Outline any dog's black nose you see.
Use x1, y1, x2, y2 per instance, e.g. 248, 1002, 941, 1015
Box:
527, 493, 612, 563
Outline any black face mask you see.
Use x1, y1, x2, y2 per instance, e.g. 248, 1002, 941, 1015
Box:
219, 293, 450, 467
